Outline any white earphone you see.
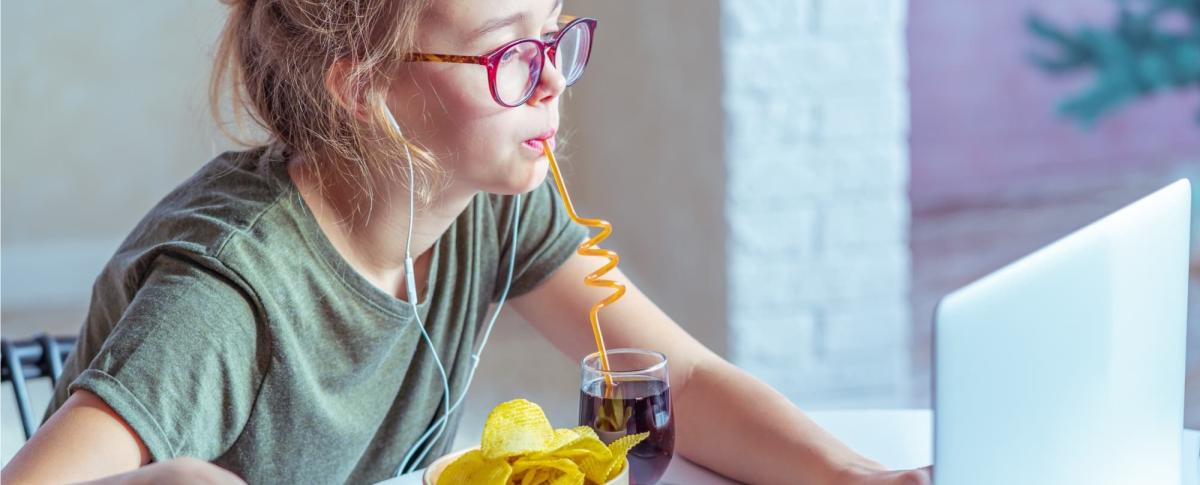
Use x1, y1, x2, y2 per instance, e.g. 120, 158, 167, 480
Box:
381, 105, 521, 476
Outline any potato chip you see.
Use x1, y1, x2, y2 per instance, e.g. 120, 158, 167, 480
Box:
570, 426, 599, 442
577, 456, 612, 485
435, 449, 512, 485
535, 437, 611, 464
548, 468, 585, 485
545, 428, 581, 451
480, 399, 555, 460
437, 399, 647, 485
603, 432, 649, 482
511, 458, 585, 485
578, 431, 648, 484
512, 457, 578, 476
517, 467, 551, 485
544, 429, 609, 457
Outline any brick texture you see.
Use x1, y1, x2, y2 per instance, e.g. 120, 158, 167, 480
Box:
723, 0, 911, 408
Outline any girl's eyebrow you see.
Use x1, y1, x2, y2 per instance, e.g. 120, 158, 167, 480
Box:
469, 0, 563, 41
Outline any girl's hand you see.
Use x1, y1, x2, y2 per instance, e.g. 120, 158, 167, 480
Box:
836, 464, 932, 485
3, 391, 246, 485
84, 458, 247, 485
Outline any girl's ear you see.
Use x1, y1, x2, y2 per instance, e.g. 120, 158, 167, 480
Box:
324, 58, 374, 123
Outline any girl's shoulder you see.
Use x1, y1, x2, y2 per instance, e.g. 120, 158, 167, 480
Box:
103, 143, 303, 288
133, 144, 291, 241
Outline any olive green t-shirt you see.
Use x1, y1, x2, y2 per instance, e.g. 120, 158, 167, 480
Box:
44, 143, 587, 484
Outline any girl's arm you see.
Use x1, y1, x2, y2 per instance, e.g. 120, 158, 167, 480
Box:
511, 252, 929, 485
1, 390, 244, 485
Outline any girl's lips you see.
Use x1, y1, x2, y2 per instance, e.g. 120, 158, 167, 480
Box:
522, 136, 556, 153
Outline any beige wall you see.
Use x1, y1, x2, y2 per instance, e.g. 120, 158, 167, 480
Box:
566, 0, 727, 355
2, 1, 236, 242
2, 1, 236, 311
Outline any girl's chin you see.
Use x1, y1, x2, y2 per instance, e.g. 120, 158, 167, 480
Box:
485, 158, 549, 196
516, 160, 550, 193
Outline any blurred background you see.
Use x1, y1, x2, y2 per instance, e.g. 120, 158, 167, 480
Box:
2, 0, 1198, 465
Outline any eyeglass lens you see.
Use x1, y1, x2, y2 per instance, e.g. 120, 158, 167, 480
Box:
495, 21, 591, 105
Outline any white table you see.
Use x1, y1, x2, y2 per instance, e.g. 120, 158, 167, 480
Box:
378, 409, 1200, 484
807, 410, 1199, 485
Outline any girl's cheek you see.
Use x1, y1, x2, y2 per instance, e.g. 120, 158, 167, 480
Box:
406, 68, 522, 158
431, 66, 497, 112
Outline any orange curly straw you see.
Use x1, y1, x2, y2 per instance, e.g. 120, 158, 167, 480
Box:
541, 140, 624, 395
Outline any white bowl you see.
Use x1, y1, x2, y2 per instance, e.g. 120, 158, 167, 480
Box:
423, 447, 629, 485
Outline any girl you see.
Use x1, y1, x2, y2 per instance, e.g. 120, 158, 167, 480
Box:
2, 1, 929, 484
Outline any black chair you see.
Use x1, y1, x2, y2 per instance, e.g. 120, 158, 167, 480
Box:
1, 334, 76, 440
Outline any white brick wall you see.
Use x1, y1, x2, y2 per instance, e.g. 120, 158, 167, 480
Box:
723, 0, 911, 408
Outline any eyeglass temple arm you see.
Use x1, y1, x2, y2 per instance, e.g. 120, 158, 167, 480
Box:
401, 15, 585, 66
400, 53, 489, 65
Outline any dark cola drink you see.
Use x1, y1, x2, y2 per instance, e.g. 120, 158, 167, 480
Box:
579, 377, 674, 485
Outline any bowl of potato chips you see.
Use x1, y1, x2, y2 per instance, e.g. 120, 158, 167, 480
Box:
424, 399, 646, 485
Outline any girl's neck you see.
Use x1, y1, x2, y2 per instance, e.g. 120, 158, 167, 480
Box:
286, 154, 474, 301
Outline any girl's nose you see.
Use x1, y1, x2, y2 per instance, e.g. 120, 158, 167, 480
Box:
526, 50, 567, 106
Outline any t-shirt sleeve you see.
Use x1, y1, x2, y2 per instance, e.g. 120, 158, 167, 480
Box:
67, 253, 266, 462
493, 176, 589, 300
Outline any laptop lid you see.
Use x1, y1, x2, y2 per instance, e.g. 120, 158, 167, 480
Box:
933, 179, 1191, 485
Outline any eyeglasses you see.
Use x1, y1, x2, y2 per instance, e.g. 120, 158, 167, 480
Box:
402, 15, 597, 107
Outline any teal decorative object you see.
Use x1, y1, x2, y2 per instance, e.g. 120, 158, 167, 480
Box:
1027, 0, 1200, 126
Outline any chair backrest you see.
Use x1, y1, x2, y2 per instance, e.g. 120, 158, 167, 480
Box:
1, 334, 77, 440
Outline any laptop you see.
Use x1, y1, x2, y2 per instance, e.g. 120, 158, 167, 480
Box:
933, 179, 1192, 485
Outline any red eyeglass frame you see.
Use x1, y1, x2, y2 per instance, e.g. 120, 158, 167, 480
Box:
401, 15, 598, 107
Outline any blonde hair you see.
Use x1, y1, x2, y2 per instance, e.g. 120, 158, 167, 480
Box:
209, 0, 442, 209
